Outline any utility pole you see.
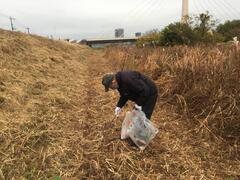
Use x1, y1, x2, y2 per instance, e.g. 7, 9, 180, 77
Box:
9, 16, 15, 31
181, 0, 189, 23
26, 27, 30, 34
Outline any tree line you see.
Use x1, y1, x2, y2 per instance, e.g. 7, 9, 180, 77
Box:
137, 12, 240, 47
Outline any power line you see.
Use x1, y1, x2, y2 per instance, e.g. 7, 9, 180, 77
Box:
97, 0, 155, 38
130, 0, 160, 21
212, 0, 235, 20
9, 16, 15, 31
191, 0, 201, 14
15, 19, 28, 31
141, 0, 167, 21
150, 0, 168, 19
0, 12, 33, 35
220, 0, 240, 19
120, 0, 158, 28
205, 0, 228, 21
122, 0, 154, 23
26, 27, 30, 34
197, 0, 208, 14
121, 0, 168, 32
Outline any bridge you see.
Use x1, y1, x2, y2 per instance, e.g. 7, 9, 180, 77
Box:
80, 37, 139, 47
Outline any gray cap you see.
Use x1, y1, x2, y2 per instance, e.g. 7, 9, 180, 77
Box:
102, 73, 115, 92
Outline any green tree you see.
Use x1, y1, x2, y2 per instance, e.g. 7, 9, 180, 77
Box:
159, 12, 222, 46
193, 11, 222, 44
137, 12, 224, 48
160, 22, 196, 46
216, 20, 240, 41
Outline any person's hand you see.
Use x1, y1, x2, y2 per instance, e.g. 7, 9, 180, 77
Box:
115, 107, 121, 117
134, 104, 142, 111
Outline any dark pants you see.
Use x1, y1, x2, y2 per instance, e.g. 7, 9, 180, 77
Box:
142, 93, 158, 120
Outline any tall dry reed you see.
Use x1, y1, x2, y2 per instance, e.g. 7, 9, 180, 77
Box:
104, 45, 240, 141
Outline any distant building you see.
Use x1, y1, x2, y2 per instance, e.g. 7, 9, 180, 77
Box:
115, 28, 124, 38
135, 32, 141, 37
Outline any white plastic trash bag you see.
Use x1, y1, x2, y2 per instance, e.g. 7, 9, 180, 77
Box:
121, 110, 159, 150
121, 111, 134, 139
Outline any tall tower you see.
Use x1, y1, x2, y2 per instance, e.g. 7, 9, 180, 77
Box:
181, 0, 189, 23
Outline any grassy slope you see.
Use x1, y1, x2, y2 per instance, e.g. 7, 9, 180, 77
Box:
0, 29, 93, 178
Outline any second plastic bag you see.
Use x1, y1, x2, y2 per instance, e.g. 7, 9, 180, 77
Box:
121, 110, 159, 150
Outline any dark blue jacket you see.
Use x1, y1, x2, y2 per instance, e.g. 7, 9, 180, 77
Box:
115, 71, 157, 108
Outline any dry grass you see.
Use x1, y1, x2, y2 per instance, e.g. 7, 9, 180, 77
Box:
0, 28, 239, 179
105, 45, 240, 140
104, 45, 240, 178
0, 29, 92, 179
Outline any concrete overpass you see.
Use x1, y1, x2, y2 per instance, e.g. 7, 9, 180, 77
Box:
80, 37, 138, 47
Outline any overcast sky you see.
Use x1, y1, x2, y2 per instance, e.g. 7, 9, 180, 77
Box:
0, 0, 239, 40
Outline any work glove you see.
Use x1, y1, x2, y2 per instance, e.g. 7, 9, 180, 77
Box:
115, 107, 121, 117
134, 104, 142, 111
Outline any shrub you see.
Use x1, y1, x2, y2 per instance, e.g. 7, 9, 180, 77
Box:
136, 29, 161, 48
160, 22, 196, 46
217, 20, 240, 42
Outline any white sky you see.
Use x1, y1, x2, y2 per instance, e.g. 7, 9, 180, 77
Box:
0, 0, 239, 40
